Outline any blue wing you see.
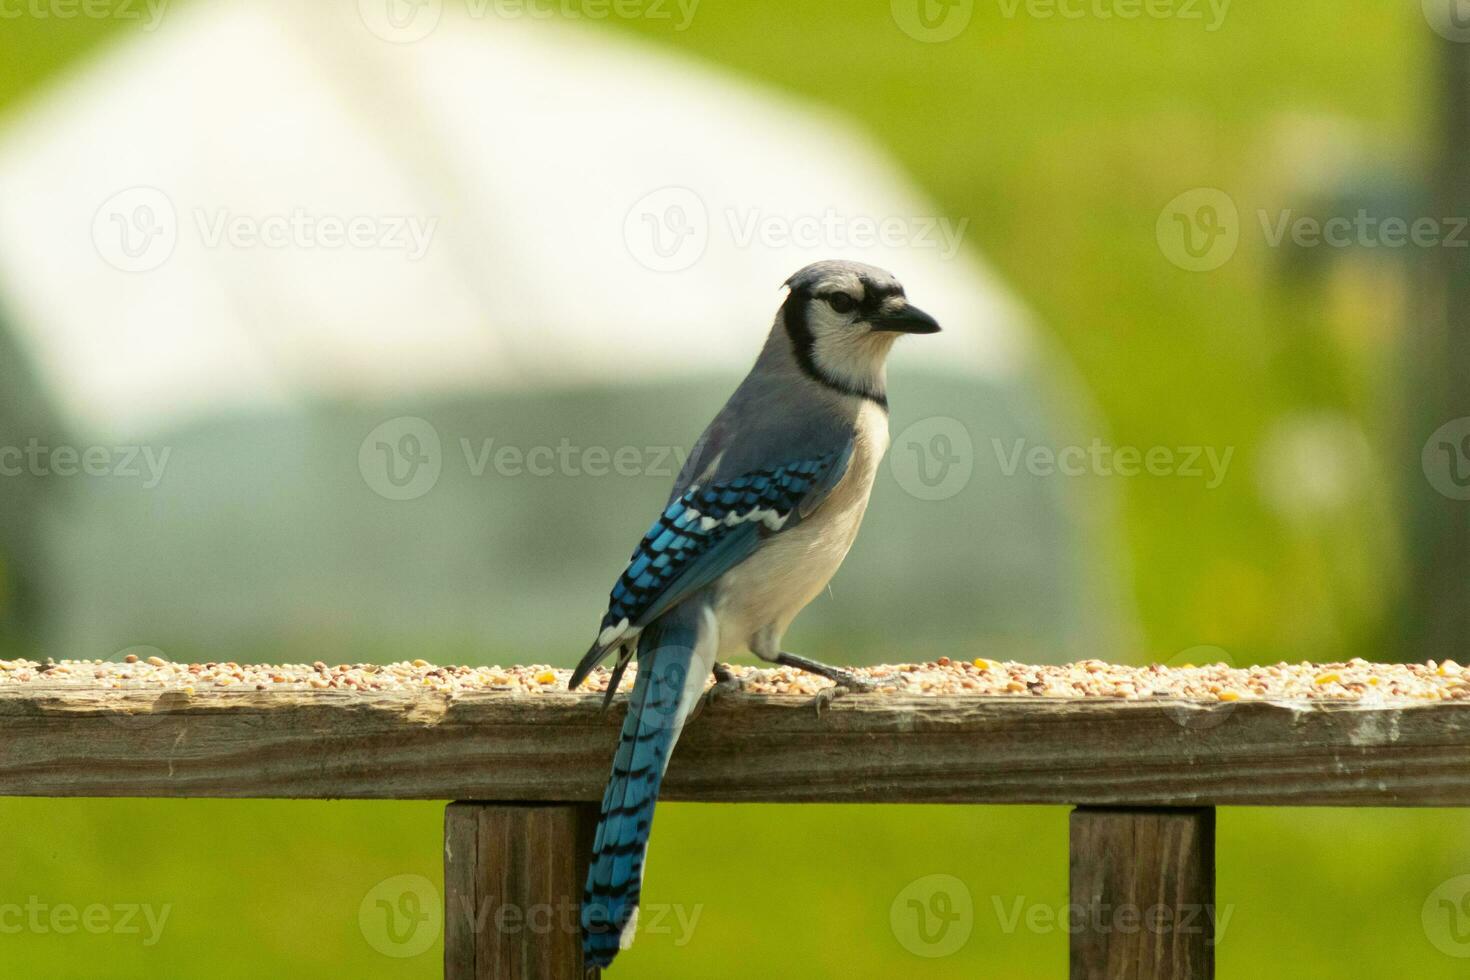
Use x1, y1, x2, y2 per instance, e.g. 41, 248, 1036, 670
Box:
569, 443, 853, 691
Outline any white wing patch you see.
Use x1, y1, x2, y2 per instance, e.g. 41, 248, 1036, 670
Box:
691, 506, 790, 533
598, 618, 633, 648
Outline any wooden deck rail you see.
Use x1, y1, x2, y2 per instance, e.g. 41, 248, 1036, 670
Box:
4, 682, 1470, 978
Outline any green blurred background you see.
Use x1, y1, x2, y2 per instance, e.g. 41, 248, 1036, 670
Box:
3, 0, 1470, 976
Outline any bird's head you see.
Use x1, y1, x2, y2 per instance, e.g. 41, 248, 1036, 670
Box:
777, 259, 940, 404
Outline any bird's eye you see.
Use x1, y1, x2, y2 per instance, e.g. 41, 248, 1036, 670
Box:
826, 293, 857, 315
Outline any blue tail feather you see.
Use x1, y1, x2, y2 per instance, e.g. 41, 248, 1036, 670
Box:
582, 618, 701, 969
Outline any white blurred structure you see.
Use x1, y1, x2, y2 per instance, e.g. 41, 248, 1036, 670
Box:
0, 0, 1124, 665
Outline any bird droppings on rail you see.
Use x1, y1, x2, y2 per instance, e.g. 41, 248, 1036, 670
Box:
0, 656, 1468, 704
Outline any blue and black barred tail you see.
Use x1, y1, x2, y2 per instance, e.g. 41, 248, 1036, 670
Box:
583, 616, 707, 969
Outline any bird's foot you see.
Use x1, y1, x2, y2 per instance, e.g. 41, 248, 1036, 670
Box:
809, 684, 847, 716
710, 662, 745, 699
691, 663, 744, 722
810, 673, 877, 716
775, 652, 874, 693
825, 667, 876, 693
770, 652, 875, 716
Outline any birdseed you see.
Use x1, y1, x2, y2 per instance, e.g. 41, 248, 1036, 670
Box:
0, 656, 1463, 703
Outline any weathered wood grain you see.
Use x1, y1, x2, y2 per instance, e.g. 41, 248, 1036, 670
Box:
1070, 808, 1215, 980
1, 686, 1468, 805
444, 803, 598, 980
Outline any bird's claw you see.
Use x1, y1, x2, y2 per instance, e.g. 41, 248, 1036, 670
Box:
811, 684, 848, 716
692, 663, 744, 722
810, 673, 874, 716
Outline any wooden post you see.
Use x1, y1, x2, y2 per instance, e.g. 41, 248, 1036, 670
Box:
1069, 807, 1216, 980
444, 802, 599, 980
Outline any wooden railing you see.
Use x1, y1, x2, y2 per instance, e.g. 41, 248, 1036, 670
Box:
3, 680, 1468, 977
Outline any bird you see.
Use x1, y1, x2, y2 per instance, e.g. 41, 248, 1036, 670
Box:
568, 259, 940, 969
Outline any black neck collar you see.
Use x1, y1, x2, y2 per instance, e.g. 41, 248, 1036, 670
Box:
780, 291, 889, 411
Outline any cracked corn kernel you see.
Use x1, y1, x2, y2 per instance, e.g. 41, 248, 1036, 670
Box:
412, 659, 430, 668
1314, 672, 1340, 686
973, 658, 991, 671
536, 670, 557, 685
1217, 692, 1240, 702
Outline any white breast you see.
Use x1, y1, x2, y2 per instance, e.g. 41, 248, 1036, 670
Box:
710, 400, 889, 658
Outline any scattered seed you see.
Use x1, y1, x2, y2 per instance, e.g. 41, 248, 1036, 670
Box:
0, 659, 1461, 704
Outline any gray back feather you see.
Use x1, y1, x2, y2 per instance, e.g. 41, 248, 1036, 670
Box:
669, 315, 862, 502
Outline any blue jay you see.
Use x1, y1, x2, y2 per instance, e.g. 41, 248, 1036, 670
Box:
569, 260, 940, 968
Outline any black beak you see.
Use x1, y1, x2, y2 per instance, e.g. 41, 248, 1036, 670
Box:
868, 302, 941, 335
